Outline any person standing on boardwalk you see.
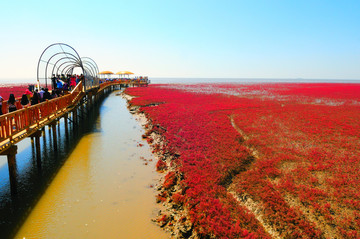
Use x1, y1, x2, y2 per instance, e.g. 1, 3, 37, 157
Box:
31, 90, 40, 105
60, 74, 66, 83
79, 74, 84, 85
56, 80, 63, 90
69, 75, 77, 90
43, 88, 51, 101
25, 89, 32, 101
62, 82, 69, 94
8, 94, 17, 113
0, 96, 3, 115
21, 94, 29, 108
51, 90, 58, 99
51, 74, 57, 90
39, 88, 45, 102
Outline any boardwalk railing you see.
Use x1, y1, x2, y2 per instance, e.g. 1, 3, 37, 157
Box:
0, 79, 148, 152
0, 82, 84, 149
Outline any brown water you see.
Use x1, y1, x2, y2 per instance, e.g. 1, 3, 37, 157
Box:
15, 91, 169, 239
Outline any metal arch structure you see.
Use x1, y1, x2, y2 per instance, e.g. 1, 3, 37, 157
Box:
37, 43, 82, 89
81, 57, 100, 90
81, 57, 99, 77
37, 43, 100, 91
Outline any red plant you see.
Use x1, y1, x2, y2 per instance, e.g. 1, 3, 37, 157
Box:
0, 83, 33, 99
156, 159, 167, 172
163, 171, 177, 189
125, 83, 360, 238
172, 193, 185, 205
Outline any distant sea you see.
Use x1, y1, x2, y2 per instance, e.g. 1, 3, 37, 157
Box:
1, 77, 360, 85
150, 77, 360, 84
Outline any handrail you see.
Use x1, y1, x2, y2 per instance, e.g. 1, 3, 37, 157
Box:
0, 82, 83, 144
0, 79, 147, 148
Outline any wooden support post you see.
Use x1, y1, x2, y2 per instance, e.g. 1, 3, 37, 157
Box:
35, 135, 41, 163
86, 95, 89, 109
47, 125, 52, 145
30, 130, 42, 165
80, 99, 84, 113
1, 145, 18, 196
49, 121, 58, 151
73, 109, 77, 125
41, 127, 47, 153
64, 114, 69, 138
88, 93, 93, 109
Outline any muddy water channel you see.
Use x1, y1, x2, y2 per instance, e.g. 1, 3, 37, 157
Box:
0, 90, 168, 238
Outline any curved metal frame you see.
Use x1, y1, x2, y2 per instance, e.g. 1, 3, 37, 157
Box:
49, 54, 81, 77
37, 43, 101, 93
45, 52, 79, 78
81, 57, 100, 90
81, 57, 99, 75
37, 43, 84, 88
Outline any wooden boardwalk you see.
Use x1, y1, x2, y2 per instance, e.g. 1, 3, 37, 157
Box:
0, 80, 148, 153
0, 79, 148, 195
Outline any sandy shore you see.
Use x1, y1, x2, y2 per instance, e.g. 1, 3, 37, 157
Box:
122, 92, 196, 239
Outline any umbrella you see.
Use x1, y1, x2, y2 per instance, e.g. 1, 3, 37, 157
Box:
99, 71, 114, 75
116, 71, 134, 78
98, 71, 114, 80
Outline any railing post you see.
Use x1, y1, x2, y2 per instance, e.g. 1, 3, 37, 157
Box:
0, 145, 18, 197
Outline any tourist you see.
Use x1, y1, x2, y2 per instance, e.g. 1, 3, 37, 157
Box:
51, 74, 57, 90
8, 94, 17, 113
31, 91, 40, 105
51, 90, 58, 99
79, 74, 84, 84
43, 88, 52, 101
25, 89, 32, 101
56, 89, 62, 97
39, 88, 45, 102
0, 96, 3, 115
62, 82, 69, 94
70, 75, 76, 90
60, 74, 66, 83
56, 80, 63, 90
20, 94, 29, 108
66, 74, 71, 84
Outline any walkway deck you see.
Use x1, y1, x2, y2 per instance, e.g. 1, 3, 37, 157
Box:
0, 80, 148, 154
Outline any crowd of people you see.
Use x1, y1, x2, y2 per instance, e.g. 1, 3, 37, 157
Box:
51, 74, 83, 91
99, 76, 149, 84
0, 75, 83, 115
0, 74, 146, 115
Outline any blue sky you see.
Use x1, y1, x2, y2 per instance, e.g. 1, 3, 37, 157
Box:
0, 0, 359, 81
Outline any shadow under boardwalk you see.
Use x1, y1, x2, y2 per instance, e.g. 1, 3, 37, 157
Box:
0, 90, 111, 239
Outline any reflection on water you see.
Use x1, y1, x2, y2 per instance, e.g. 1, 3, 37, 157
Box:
0, 90, 168, 238
15, 91, 168, 238
0, 93, 103, 238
